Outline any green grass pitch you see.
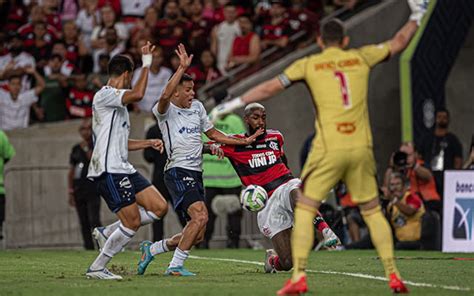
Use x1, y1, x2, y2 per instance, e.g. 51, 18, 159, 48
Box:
0, 249, 473, 295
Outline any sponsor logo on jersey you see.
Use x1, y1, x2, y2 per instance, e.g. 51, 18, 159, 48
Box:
336, 122, 356, 134
178, 126, 200, 134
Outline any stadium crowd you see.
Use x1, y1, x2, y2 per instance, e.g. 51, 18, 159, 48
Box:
0, 0, 366, 131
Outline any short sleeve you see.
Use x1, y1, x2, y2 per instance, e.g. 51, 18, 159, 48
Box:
0, 131, 15, 160
220, 144, 236, 159
152, 103, 168, 121
356, 42, 391, 67
199, 103, 214, 132
21, 89, 38, 105
280, 57, 309, 86
95, 88, 125, 108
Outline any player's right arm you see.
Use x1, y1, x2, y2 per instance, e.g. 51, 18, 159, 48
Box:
155, 44, 193, 115
380, 0, 430, 59
121, 41, 155, 105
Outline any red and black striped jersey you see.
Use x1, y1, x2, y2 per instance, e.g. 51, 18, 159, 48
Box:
220, 129, 293, 197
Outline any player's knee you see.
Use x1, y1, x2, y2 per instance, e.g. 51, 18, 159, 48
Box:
192, 211, 208, 228
123, 216, 141, 231
279, 257, 293, 271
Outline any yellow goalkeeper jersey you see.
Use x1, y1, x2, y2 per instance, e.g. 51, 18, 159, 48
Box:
280, 42, 391, 151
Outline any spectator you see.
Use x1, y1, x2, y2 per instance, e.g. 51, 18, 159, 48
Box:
143, 122, 186, 241
67, 73, 94, 118
288, 0, 320, 45
92, 27, 124, 72
227, 14, 261, 70
260, 0, 290, 50
59, 0, 80, 24
188, 0, 215, 60
132, 46, 172, 112
61, 21, 88, 68
464, 140, 474, 169
383, 143, 441, 213
155, 1, 190, 59
68, 118, 102, 250
2, 0, 28, 32
187, 49, 221, 90
0, 67, 45, 131
87, 53, 109, 91
75, 0, 101, 51
0, 130, 15, 241
18, 5, 60, 42
48, 41, 75, 77
38, 54, 68, 122
419, 108, 463, 197
120, 0, 154, 30
386, 172, 425, 250
97, 0, 122, 15
0, 33, 36, 91
211, 3, 240, 73
201, 113, 246, 248
24, 21, 55, 68
42, 0, 63, 31
179, 0, 193, 18
129, 6, 159, 50
90, 5, 128, 50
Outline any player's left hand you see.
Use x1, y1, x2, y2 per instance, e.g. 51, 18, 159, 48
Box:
175, 43, 193, 69
141, 41, 156, 68
210, 143, 224, 159
244, 128, 265, 144
149, 139, 164, 153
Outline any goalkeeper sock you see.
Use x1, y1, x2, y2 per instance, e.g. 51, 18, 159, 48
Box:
291, 202, 317, 282
361, 205, 400, 278
150, 239, 170, 256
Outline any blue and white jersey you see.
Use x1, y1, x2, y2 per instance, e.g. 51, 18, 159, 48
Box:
153, 100, 213, 172
88, 86, 136, 177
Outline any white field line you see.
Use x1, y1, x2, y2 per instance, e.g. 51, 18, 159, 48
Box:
189, 255, 471, 292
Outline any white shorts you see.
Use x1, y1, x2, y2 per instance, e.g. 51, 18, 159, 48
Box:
257, 178, 301, 239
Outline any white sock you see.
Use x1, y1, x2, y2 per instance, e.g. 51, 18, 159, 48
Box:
103, 221, 121, 238
139, 206, 159, 226
90, 225, 136, 270
169, 247, 189, 268
150, 239, 170, 256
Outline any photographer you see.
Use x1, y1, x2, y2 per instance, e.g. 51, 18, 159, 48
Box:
383, 142, 441, 213
386, 172, 425, 250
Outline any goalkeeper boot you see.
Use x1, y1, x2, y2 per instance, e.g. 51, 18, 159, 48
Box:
389, 273, 409, 294
137, 240, 154, 275
277, 275, 308, 295
264, 249, 277, 273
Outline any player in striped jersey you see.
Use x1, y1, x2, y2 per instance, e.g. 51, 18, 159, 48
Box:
220, 103, 340, 273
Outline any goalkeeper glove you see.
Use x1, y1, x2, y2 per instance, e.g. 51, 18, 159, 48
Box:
408, 0, 430, 25
208, 97, 244, 124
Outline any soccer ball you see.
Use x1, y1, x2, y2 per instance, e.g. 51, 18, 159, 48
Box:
240, 185, 268, 212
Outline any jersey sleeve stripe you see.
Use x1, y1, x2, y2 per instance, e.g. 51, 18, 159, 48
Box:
104, 110, 117, 172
